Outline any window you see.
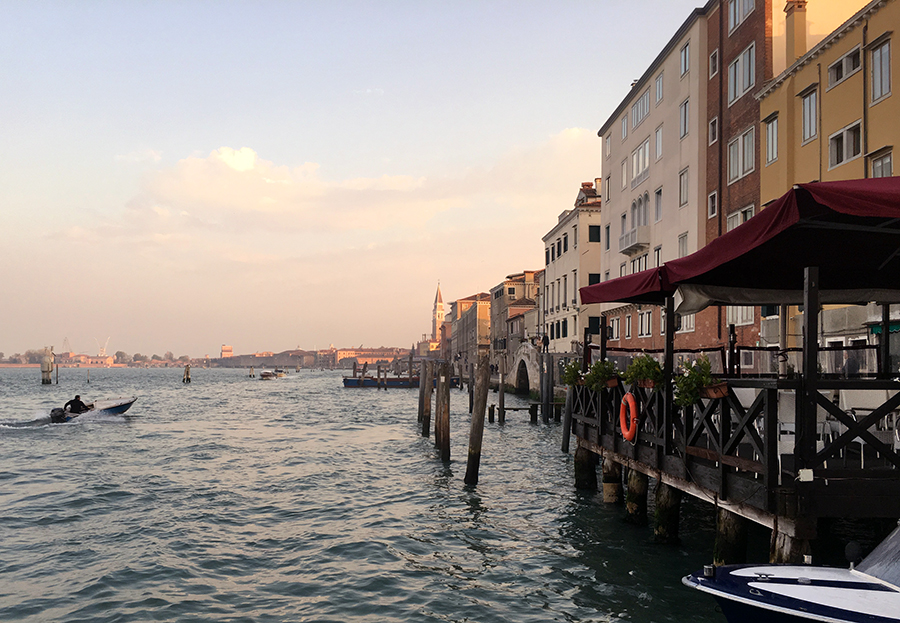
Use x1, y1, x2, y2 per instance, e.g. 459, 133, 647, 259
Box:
632, 89, 651, 128
828, 46, 861, 88
605, 134, 611, 158
654, 187, 663, 222
727, 205, 754, 231
589, 273, 602, 285
550, 245, 555, 261
632, 138, 651, 186
656, 73, 664, 103
710, 49, 719, 78
661, 308, 666, 335
604, 176, 610, 201
829, 121, 861, 168
544, 286, 549, 312
709, 117, 718, 145
708, 191, 718, 219
589, 225, 602, 242
872, 151, 893, 178
556, 239, 561, 257
508, 287, 516, 296
625, 315, 632, 339
562, 275, 567, 306
545, 248, 549, 265
604, 224, 610, 250
619, 263, 626, 277
609, 317, 620, 340
621, 160, 627, 189
678, 313, 695, 333
655, 126, 663, 159
678, 168, 689, 206
561, 318, 568, 338
765, 116, 778, 164
572, 269, 577, 303
728, 0, 754, 33
604, 270, 610, 281
622, 115, 628, 140
727, 127, 755, 183
872, 39, 891, 102
573, 225, 577, 248
638, 310, 652, 337
678, 232, 688, 258
679, 99, 690, 138
802, 89, 817, 142
728, 43, 755, 104
680, 42, 690, 76
563, 234, 568, 253
654, 245, 662, 267
630, 253, 648, 274
727, 305, 754, 326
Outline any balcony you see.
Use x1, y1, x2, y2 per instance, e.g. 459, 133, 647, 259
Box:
618, 225, 651, 255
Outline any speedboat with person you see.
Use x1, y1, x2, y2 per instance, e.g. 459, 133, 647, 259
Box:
683, 521, 900, 622
49, 396, 137, 423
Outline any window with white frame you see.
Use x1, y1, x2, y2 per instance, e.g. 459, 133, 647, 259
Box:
654, 245, 661, 267
632, 89, 650, 128
656, 73, 664, 103
660, 308, 666, 335
828, 46, 861, 88
638, 310, 652, 337
630, 253, 648, 274
654, 187, 663, 222
680, 42, 690, 76
621, 160, 627, 189
572, 269, 577, 304
604, 176, 610, 201
728, 43, 755, 104
872, 39, 891, 102
620, 213, 627, 235
625, 314, 632, 339
632, 138, 651, 185
765, 116, 778, 164
709, 117, 718, 145
726, 205, 754, 231
678, 313, 695, 333
710, 49, 719, 78
708, 191, 718, 219
872, 151, 893, 178
679, 99, 690, 138
678, 168, 689, 206
678, 232, 688, 258
727, 305, 754, 326
802, 89, 817, 142
573, 225, 577, 248
609, 317, 620, 340
605, 134, 611, 158
727, 127, 755, 183
604, 224, 610, 250
829, 121, 862, 168
655, 125, 663, 159
622, 115, 628, 140
728, 0, 754, 33
619, 263, 626, 277
741, 349, 755, 369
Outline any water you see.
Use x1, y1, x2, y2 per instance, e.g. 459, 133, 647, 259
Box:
0, 368, 725, 622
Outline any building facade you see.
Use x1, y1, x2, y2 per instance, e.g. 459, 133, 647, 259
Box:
450, 293, 491, 366
490, 271, 540, 369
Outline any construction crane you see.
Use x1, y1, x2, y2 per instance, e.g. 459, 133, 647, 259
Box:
95, 337, 110, 357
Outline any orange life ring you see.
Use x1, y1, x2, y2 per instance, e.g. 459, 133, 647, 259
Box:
620, 392, 639, 442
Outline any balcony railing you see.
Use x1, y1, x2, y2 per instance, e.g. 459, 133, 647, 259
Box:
618, 225, 650, 255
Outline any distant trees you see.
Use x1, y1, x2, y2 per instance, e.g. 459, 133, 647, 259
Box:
23, 350, 45, 364
164, 351, 175, 362
151, 354, 162, 361
177, 355, 190, 362
115, 351, 132, 364
133, 353, 149, 363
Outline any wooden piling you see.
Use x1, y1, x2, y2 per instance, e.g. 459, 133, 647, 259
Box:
250, 366, 255, 378
421, 361, 434, 437
468, 362, 475, 413
770, 528, 812, 564
653, 482, 683, 544
561, 387, 573, 453
183, 364, 191, 383
529, 403, 538, 424
464, 352, 490, 486
714, 508, 748, 565
601, 457, 622, 503
417, 363, 425, 423
624, 468, 649, 525
436, 361, 451, 462
488, 404, 495, 423
498, 357, 506, 423
573, 445, 598, 491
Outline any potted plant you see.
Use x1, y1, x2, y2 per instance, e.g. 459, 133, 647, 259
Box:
584, 359, 620, 392
674, 355, 725, 407
624, 354, 664, 389
561, 359, 583, 386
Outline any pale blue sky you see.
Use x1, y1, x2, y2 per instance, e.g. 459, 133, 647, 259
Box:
1, 1, 711, 357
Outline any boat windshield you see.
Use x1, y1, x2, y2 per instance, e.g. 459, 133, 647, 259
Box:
857, 524, 900, 587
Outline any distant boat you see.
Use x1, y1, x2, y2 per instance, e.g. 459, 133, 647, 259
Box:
259, 370, 277, 380
50, 396, 137, 423
274, 368, 287, 378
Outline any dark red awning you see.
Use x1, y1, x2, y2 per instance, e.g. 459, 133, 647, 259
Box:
580, 266, 673, 305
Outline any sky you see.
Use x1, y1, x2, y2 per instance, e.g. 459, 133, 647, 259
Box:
0, 0, 861, 358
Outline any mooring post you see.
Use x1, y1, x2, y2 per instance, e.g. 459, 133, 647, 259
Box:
41, 354, 52, 385
714, 508, 748, 565
488, 404, 495, 422
458, 361, 464, 391
437, 361, 451, 462
653, 481, 683, 544
464, 351, 491, 486
498, 357, 506, 422
601, 457, 622, 503
624, 468, 649, 525
250, 366, 255, 378
421, 361, 434, 437
561, 386, 573, 453
183, 364, 191, 384
55, 363, 59, 384
770, 525, 813, 563
529, 402, 538, 424
468, 362, 475, 413
434, 364, 445, 449
573, 443, 598, 491
417, 363, 426, 423
543, 354, 553, 424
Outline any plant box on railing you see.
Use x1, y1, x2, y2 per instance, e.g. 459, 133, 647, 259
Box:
699, 382, 729, 399
637, 379, 656, 389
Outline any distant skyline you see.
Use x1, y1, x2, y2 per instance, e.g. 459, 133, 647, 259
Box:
0, 1, 861, 357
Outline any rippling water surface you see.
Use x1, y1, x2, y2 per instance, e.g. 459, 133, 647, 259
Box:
0, 368, 725, 622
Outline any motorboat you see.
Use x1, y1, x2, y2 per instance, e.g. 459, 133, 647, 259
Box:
49, 396, 138, 423
274, 368, 287, 378
259, 370, 277, 380
683, 521, 900, 622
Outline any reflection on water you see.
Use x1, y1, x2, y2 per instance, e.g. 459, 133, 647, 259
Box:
0, 367, 724, 622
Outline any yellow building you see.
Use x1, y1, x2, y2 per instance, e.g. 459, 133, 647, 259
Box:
759, 0, 897, 205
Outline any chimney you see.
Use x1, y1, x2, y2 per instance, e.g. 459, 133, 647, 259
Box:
581, 182, 593, 190
785, 0, 808, 63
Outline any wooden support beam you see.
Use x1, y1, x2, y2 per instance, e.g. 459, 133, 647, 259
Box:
714, 508, 748, 565
561, 386, 573, 453
437, 361, 451, 462
421, 361, 434, 437
464, 352, 490, 486
625, 468, 649, 525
